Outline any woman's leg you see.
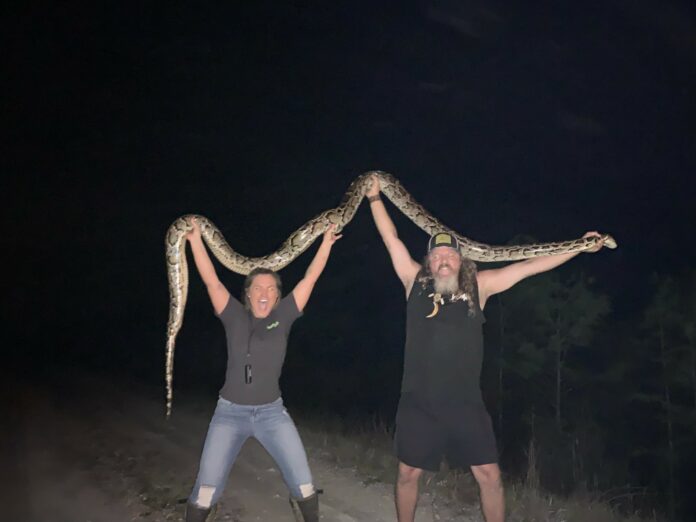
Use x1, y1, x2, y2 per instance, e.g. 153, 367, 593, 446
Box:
253, 399, 314, 500
189, 398, 252, 509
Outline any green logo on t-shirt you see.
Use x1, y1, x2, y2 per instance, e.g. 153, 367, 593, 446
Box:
266, 321, 280, 330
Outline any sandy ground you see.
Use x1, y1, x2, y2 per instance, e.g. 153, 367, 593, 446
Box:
2, 372, 479, 522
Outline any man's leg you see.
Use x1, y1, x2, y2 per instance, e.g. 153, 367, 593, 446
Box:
470, 463, 504, 522
395, 461, 423, 522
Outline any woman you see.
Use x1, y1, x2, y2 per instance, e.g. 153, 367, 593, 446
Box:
184, 217, 341, 522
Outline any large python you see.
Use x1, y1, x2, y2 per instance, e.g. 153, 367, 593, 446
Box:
164, 171, 616, 416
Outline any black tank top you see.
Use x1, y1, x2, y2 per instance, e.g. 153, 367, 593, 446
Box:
402, 278, 486, 406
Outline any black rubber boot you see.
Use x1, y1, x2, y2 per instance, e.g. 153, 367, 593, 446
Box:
185, 502, 217, 522
289, 492, 319, 522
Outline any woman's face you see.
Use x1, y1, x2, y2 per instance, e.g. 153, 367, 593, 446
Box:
247, 273, 280, 318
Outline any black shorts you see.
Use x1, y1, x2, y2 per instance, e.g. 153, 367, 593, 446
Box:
394, 394, 498, 471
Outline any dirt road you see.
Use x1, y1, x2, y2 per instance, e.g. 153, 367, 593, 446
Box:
3, 372, 477, 522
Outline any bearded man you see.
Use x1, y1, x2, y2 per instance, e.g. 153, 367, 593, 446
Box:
366, 176, 606, 522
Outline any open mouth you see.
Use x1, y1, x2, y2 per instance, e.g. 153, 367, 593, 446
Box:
257, 298, 269, 312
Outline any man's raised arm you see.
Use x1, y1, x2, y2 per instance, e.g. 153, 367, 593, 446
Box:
366, 175, 421, 293
477, 231, 607, 308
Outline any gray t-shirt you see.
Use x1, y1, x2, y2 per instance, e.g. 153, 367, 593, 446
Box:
217, 293, 302, 405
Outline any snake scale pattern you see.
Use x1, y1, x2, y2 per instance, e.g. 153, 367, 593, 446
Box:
164, 171, 616, 416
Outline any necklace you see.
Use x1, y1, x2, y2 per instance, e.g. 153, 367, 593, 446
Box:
425, 291, 470, 318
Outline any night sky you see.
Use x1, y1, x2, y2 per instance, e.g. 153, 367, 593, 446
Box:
6, 0, 696, 428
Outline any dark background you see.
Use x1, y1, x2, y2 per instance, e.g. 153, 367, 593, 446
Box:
4, 0, 695, 519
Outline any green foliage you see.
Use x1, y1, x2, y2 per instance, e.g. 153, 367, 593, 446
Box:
516, 341, 546, 379
502, 270, 610, 426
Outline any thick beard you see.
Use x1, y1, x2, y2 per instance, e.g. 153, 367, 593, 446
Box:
433, 273, 459, 295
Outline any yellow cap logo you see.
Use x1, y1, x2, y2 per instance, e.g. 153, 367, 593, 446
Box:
435, 233, 452, 245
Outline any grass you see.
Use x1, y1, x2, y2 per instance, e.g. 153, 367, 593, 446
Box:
503, 484, 663, 522
297, 415, 666, 522
299, 414, 398, 485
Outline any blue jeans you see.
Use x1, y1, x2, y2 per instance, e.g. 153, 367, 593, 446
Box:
189, 396, 314, 508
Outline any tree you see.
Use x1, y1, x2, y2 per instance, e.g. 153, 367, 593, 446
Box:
506, 271, 610, 431
679, 271, 696, 414
642, 274, 683, 519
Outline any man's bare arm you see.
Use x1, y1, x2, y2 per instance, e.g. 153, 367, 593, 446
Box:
477, 231, 606, 307
366, 175, 421, 293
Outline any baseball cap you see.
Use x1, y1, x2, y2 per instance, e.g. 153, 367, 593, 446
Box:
427, 232, 460, 253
